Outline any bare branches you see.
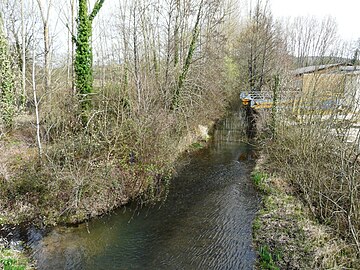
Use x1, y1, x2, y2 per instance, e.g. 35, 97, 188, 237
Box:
171, 0, 204, 109
284, 16, 339, 67
36, 0, 53, 93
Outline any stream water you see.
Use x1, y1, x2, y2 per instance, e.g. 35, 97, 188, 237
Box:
28, 109, 259, 269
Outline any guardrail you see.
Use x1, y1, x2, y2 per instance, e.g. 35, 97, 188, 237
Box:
240, 91, 273, 109
240, 91, 345, 111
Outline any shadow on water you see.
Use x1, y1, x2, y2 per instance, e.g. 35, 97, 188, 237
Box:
27, 107, 260, 270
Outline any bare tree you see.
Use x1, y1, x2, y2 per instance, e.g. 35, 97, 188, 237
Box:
235, 0, 286, 92
36, 0, 53, 93
284, 16, 339, 67
21, 0, 26, 105
32, 40, 42, 157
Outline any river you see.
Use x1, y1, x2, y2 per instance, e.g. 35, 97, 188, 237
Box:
27, 109, 259, 270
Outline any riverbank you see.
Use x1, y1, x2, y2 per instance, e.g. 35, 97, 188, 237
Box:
0, 117, 217, 268
0, 114, 216, 227
252, 155, 359, 269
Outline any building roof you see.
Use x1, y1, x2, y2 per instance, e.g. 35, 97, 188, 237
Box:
339, 66, 360, 72
292, 63, 344, 76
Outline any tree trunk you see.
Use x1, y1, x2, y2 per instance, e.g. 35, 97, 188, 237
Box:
32, 47, 42, 158
0, 14, 16, 128
171, 0, 203, 110
21, 0, 26, 107
74, 0, 105, 124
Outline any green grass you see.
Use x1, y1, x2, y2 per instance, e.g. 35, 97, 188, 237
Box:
190, 142, 205, 149
252, 171, 266, 185
251, 165, 357, 268
0, 257, 26, 270
0, 249, 30, 270
259, 245, 281, 270
252, 217, 262, 232
251, 171, 270, 193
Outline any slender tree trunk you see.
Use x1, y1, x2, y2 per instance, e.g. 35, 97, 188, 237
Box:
171, 0, 203, 110
67, 20, 70, 87
132, 3, 141, 111
164, 2, 172, 86
21, 0, 26, 107
174, 0, 180, 67
44, 24, 50, 92
36, 0, 53, 94
271, 74, 279, 139
71, 0, 76, 93
32, 46, 42, 158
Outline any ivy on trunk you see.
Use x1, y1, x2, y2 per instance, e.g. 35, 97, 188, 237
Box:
171, 0, 203, 110
74, 0, 105, 124
0, 16, 16, 129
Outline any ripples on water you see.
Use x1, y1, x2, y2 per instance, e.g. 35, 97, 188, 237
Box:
30, 109, 260, 270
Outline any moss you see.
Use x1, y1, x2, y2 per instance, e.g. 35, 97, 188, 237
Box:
0, 21, 17, 128
74, 0, 105, 122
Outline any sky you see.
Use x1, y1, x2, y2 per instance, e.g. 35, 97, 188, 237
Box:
270, 0, 360, 41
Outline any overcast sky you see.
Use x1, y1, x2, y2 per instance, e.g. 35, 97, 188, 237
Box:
270, 0, 360, 41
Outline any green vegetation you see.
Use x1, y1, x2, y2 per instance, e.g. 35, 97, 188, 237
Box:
190, 142, 205, 150
251, 171, 269, 193
1, 0, 359, 267
0, 0, 237, 227
0, 16, 16, 129
0, 248, 32, 270
74, 0, 105, 122
258, 245, 281, 270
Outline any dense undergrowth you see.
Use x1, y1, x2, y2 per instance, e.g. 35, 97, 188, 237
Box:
0, 77, 234, 226
252, 97, 360, 268
0, 250, 32, 270
252, 166, 358, 269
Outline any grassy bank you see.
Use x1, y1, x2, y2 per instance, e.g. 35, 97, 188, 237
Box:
249, 76, 360, 269
252, 156, 359, 269
0, 111, 217, 227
